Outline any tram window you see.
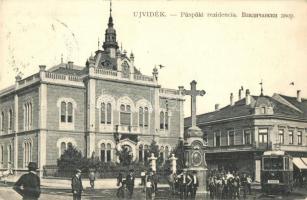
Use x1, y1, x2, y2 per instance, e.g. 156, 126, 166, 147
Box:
263, 157, 283, 170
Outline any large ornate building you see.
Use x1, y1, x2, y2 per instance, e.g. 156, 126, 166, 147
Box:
0, 8, 185, 174
185, 89, 307, 181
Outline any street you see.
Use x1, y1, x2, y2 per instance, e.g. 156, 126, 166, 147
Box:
1, 183, 307, 200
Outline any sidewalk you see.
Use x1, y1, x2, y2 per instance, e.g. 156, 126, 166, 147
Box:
3, 175, 169, 189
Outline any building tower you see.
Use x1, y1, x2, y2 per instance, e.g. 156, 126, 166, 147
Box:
102, 1, 119, 58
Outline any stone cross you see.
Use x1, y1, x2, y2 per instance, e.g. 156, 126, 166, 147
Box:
183, 80, 205, 128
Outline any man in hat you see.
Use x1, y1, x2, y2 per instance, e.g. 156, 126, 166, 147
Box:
71, 169, 83, 200
178, 169, 192, 199
13, 162, 41, 200
126, 169, 135, 199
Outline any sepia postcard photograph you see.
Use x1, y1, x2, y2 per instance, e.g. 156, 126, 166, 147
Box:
0, 0, 307, 199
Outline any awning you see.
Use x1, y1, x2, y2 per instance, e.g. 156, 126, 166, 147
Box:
293, 157, 307, 170
301, 157, 307, 165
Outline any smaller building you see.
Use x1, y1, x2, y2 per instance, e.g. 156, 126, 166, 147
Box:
185, 90, 307, 181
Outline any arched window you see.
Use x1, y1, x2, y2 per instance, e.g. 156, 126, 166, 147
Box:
0, 145, 3, 164
29, 103, 32, 127
106, 103, 112, 124
8, 109, 13, 131
24, 141, 32, 167
60, 142, 66, 155
67, 102, 73, 123
67, 142, 72, 148
101, 103, 105, 124
24, 104, 28, 129
0, 112, 4, 132
106, 143, 111, 162
61, 101, 66, 122
144, 107, 149, 127
101, 143, 106, 162
120, 104, 131, 126
160, 111, 169, 131
24, 102, 33, 130
139, 107, 144, 126
8, 144, 12, 164
165, 112, 169, 130
160, 111, 164, 129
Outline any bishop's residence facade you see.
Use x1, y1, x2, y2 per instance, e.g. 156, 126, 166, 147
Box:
0, 11, 185, 174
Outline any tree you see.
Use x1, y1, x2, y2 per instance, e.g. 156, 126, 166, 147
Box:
146, 139, 163, 168
116, 146, 133, 166
57, 145, 86, 176
172, 140, 186, 171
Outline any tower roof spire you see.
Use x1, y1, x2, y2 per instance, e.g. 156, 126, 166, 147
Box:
103, 0, 118, 51
108, 0, 113, 27
110, 0, 112, 17
259, 79, 264, 96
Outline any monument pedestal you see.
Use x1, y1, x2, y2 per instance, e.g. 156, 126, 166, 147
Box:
184, 126, 208, 196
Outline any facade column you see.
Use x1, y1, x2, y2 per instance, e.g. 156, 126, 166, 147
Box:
38, 65, 47, 177
13, 76, 20, 172
178, 86, 185, 139
86, 70, 96, 157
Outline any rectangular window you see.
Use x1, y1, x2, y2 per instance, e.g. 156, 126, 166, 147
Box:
244, 130, 251, 145
120, 112, 131, 125
214, 131, 220, 147
298, 131, 302, 145
289, 130, 294, 144
278, 129, 284, 144
216, 135, 221, 147
228, 130, 235, 146
259, 128, 268, 144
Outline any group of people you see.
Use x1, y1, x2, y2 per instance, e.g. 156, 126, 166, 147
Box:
208, 171, 252, 200
116, 169, 136, 199
168, 169, 199, 199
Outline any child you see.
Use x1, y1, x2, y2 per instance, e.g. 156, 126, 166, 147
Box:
146, 177, 154, 200
117, 180, 128, 199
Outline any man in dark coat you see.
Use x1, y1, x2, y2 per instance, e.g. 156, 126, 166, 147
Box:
13, 162, 41, 200
191, 171, 199, 199
126, 169, 135, 198
71, 169, 83, 200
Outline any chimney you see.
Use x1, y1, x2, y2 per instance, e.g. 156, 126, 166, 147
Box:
215, 104, 220, 111
230, 93, 234, 106
67, 61, 74, 69
297, 90, 302, 102
245, 89, 251, 105
238, 89, 242, 100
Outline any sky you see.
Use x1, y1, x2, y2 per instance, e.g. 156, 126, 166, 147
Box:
0, 0, 307, 117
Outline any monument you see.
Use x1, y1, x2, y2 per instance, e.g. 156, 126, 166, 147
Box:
182, 80, 207, 195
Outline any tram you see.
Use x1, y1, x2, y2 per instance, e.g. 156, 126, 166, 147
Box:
261, 150, 294, 194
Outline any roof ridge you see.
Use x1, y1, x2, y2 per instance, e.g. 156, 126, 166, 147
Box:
272, 93, 302, 113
